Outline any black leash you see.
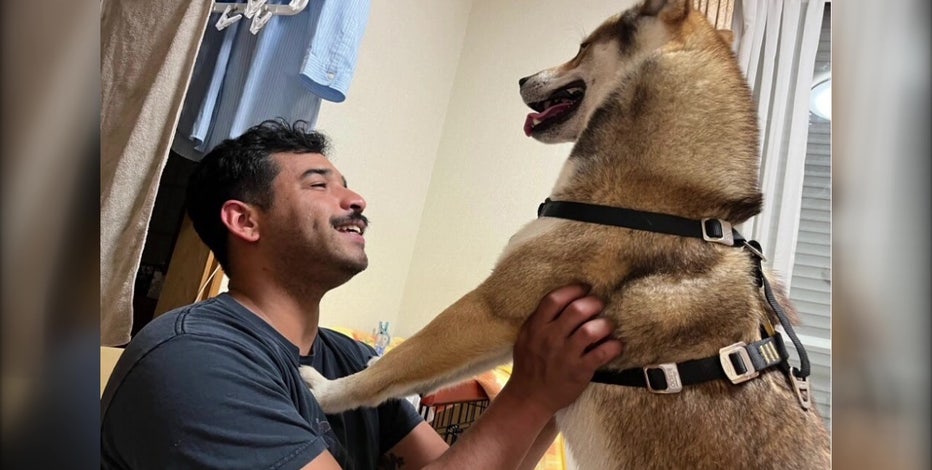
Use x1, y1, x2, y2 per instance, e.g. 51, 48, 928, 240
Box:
745, 241, 811, 379
538, 198, 812, 408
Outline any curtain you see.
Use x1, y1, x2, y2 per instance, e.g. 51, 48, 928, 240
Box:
100, 1, 213, 346
692, 0, 735, 30
731, 0, 830, 427
732, 0, 826, 278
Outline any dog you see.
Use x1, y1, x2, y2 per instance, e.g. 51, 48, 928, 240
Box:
302, 0, 831, 467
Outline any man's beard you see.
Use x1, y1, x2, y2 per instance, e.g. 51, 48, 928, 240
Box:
267, 227, 368, 297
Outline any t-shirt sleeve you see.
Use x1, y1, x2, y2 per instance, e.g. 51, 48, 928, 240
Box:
101, 336, 327, 470
377, 396, 427, 453
348, 340, 426, 453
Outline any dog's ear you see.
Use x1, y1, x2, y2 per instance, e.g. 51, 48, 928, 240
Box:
640, 0, 690, 20
717, 29, 734, 47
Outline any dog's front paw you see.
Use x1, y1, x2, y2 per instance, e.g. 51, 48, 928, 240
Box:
299, 365, 330, 390
299, 365, 351, 413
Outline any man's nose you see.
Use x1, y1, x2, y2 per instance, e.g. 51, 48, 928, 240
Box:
342, 188, 366, 213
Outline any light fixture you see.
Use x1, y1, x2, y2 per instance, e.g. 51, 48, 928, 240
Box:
810, 71, 831, 121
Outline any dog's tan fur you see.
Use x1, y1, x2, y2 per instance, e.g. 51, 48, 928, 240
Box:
302, 0, 831, 467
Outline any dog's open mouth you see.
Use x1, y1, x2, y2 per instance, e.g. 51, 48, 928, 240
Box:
524, 80, 586, 136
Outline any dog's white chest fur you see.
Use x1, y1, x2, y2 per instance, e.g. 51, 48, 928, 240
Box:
558, 390, 616, 470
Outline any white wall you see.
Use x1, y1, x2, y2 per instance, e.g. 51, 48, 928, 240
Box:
314, 0, 473, 333
396, 0, 637, 337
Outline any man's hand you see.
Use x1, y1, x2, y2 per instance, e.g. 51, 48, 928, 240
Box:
419, 285, 622, 470
507, 284, 623, 414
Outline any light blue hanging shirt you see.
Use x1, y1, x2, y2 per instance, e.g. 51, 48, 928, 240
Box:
173, 0, 371, 161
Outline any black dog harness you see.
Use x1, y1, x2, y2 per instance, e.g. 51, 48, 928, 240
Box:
537, 198, 813, 409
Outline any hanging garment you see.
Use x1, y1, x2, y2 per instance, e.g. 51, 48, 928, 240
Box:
101, 0, 214, 346
173, 0, 371, 161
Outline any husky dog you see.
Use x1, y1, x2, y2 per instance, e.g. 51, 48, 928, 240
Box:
302, 0, 831, 467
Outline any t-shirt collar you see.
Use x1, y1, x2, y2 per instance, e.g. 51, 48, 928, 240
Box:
217, 293, 320, 366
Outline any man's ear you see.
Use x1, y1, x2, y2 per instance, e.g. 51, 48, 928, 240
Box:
220, 200, 261, 243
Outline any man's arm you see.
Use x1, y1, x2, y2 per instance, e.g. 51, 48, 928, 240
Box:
370, 285, 622, 470
377, 421, 449, 469
518, 418, 559, 470
300, 420, 449, 470
297, 406, 549, 470
426, 284, 619, 469
300, 451, 343, 469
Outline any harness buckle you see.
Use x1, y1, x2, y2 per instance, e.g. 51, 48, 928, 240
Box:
719, 342, 760, 384
643, 363, 682, 394
790, 369, 812, 411
701, 218, 735, 246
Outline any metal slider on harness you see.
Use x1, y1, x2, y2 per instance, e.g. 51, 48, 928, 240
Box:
790, 368, 812, 410
741, 241, 767, 261
701, 218, 734, 245
643, 363, 683, 394
719, 342, 760, 384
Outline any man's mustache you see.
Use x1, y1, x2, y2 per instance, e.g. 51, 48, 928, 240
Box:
331, 213, 369, 229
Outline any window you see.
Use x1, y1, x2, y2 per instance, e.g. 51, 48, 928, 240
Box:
789, 3, 831, 429
733, 0, 831, 429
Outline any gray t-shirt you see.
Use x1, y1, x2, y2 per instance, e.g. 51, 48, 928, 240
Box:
101, 293, 423, 470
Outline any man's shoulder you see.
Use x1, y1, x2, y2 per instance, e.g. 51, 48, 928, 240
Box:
102, 296, 292, 417
101, 300, 330, 470
120, 296, 247, 358
128, 294, 285, 355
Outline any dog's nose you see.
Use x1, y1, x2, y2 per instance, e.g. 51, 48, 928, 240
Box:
519, 76, 531, 88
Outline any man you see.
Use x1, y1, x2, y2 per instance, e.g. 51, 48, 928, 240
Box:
101, 120, 623, 469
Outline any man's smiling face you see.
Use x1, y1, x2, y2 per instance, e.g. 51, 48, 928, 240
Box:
260, 152, 369, 287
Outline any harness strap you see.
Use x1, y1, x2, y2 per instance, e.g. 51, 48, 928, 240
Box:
591, 335, 789, 392
536, 198, 814, 407
538, 198, 743, 246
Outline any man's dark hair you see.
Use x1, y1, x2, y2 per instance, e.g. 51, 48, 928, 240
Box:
185, 119, 330, 276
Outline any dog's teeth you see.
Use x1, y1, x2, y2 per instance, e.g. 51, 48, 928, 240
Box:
533, 118, 541, 126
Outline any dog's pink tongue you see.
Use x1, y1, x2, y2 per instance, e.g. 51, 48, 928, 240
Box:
524, 102, 574, 136
523, 115, 537, 136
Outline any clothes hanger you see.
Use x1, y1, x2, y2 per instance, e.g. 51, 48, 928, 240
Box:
212, 0, 310, 34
